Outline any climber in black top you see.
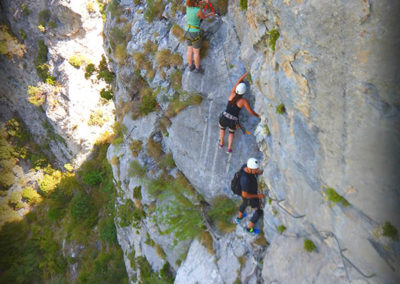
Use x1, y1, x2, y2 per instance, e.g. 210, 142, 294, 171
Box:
218, 71, 259, 153
235, 158, 265, 234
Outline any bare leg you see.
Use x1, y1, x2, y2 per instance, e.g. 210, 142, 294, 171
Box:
219, 129, 225, 146
248, 221, 254, 229
228, 133, 234, 150
187, 46, 193, 66
193, 48, 200, 68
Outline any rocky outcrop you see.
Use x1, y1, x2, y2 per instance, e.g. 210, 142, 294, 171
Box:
0, 0, 115, 168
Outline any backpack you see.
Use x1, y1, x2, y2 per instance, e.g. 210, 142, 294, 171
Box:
231, 169, 243, 196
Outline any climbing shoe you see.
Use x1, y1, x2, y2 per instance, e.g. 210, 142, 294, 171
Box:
235, 213, 247, 224
246, 227, 260, 235
188, 64, 195, 72
194, 65, 204, 74
227, 148, 232, 154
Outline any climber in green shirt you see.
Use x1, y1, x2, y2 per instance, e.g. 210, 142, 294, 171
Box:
185, 0, 214, 74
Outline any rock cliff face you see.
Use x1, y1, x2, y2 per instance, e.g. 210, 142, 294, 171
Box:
105, 0, 400, 283
2, 0, 400, 283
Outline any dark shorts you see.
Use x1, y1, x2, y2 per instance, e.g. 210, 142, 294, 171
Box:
186, 31, 201, 49
219, 113, 238, 133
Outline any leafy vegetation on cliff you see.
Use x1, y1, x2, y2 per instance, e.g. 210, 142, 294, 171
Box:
0, 119, 128, 283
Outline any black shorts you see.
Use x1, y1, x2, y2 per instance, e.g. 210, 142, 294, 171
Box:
219, 113, 238, 133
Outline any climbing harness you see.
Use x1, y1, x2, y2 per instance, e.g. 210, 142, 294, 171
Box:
223, 111, 238, 121
187, 24, 200, 30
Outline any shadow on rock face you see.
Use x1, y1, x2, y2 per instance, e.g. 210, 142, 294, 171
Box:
52, 4, 84, 38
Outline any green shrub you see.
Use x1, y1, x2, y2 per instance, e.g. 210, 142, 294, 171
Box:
68, 54, 88, 68
160, 262, 174, 283
267, 29, 280, 51
133, 186, 142, 200
128, 160, 147, 178
48, 21, 57, 29
38, 170, 62, 195
70, 191, 95, 223
38, 9, 51, 26
108, 0, 122, 18
156, 49, 183, 69
207, 195, 237, 233
158, 153, 176, 170
22, 187, 42, 204
34, 40, 51, 82
382, 222, 398, 240
144, 0, 166, 22
147, 177, 168, 198
170, 69, 182, 90
21, 4, 32, 16
82, 170, 103, 186
27, 85, 45, 106
97, 55, 115, 84
19, 29, 26, 40
0, 25, 26, 58
87, 1, 96, 13
304, 239, 316, 252
277, 225, 286, 234
109, 27, 126, 48
139, 87, 158, 115
117, 199, 145, 227
324, 187, 350, 207
239, 0, 247, 10
99, 215, 117, 245
84, 63, 96, 79
275, 103, 285, 114
264, 124, 271, 136
100, 87, 113, 100
46, 75, 55, 85
130, 139, 143, 157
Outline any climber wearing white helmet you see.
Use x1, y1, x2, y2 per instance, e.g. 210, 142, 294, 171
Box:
218, 71, 260, 153
235, 158, 265, 235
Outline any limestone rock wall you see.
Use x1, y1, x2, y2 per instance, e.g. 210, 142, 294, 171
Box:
105, 0, 400, 283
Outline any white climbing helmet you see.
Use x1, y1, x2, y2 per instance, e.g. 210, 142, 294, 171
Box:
247, 158, 259, 169
235, 83, 246, 95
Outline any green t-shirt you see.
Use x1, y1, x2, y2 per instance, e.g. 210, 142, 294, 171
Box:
186, 6, 201, 32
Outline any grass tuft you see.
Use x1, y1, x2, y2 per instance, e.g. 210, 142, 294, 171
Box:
128, 161, 147, 178
277, 225, 286, 234
275, 103, 285, 115
171, 24, 185, 42
130, 140, 143, 157
198, 230, 214, 255
165, 92, 203, 118
207, 195, 237, 234
382, 222, 398, 240
156, 49, 183, 69
304, 239, 316, 252
267, 29, 280, 51
324, 187, 350, 207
